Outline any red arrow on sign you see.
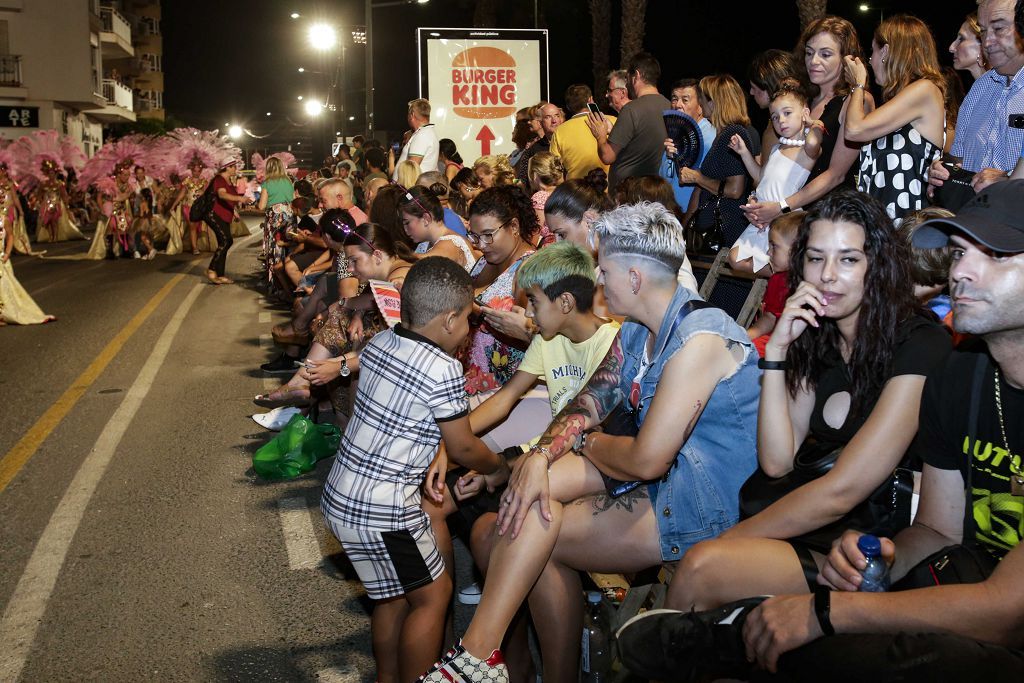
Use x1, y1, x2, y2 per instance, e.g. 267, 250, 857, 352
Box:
476, 125, 495, 156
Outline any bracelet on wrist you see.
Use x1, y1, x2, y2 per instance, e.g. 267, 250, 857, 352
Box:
758, 358, 787, 371
813, 585, 836, 636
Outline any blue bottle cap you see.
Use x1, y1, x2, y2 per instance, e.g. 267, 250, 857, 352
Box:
586, 591, 602, 603
857, 534, 882, 557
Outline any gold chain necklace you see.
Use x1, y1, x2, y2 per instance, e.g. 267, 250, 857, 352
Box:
994, 368, 1024, 496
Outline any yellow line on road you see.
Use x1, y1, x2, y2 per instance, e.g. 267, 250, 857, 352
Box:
0, 273, 186, 495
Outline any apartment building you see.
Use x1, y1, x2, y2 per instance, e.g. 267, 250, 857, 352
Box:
103, 0, 164, 122
0, 0, 144, 155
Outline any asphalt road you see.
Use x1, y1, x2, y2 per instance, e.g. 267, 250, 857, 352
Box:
0, 220, 477, 682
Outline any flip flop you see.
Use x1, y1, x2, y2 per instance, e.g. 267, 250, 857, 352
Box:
253, 386, 313, 408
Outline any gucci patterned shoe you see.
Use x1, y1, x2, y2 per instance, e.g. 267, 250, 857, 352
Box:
419, 641, 508, 683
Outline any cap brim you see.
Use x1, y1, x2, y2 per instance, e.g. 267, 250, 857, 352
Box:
913, 217, 1024, 252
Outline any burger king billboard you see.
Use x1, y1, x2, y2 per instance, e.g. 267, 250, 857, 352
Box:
418, 28, 549, 160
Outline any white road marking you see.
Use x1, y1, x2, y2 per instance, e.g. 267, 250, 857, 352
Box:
279, 497, 323, 570
0, 282, 205, 683
259, 312, 271, 324
259, 333, 272, 348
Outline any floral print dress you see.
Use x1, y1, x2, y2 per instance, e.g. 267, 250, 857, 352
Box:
463, 252, 534, 395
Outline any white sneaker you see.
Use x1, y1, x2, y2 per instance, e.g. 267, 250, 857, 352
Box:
145, 251, 156, 260
251, 406, 302, 431
133, 250, 141, 259
457, 582, 482, 605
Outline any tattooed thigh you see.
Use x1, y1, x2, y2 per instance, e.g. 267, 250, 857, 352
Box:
573, 485, 650, 516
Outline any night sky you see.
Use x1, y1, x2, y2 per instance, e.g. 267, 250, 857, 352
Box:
163, 0, 968, 156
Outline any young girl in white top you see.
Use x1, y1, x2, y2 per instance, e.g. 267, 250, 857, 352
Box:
398, 185, 476, 271
729, 79, 823, 274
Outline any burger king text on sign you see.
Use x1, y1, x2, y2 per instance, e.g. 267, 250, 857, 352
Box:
451, 46, 518, 119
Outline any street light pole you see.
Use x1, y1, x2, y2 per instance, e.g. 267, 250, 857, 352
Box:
365, 0, 374, 138
365, 0, 428, 140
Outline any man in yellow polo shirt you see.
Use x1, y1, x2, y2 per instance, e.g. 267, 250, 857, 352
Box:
550, 84, 616, 180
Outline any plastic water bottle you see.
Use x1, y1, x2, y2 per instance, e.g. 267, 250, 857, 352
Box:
581, 591, 611, 682
857, 534, 890, 592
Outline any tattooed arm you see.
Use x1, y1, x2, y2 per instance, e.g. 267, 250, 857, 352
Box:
534, 333, 627, 464
495, 334, 626, 538
581, 333, 743, 481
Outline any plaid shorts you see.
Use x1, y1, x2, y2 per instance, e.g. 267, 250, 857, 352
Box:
327, 521, 445, 600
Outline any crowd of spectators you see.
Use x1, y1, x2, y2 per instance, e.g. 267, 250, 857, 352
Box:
241, 3, 1024, 681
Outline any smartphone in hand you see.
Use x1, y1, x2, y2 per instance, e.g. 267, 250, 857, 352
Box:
586, 102, 603, 118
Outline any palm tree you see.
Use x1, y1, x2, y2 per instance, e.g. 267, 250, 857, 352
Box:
620, 0, 647, 66
796, 0, 827, 30
589, 0, 612, 97
473, 0, 499, 27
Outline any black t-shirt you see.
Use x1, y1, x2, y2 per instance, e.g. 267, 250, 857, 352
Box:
916, 349, 1024, 562
808, 315, 951, 449
809, 95, 857, 190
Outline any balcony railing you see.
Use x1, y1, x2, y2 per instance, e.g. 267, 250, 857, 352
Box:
102, 78, 134, 111
100, 7, 132, 45
0, 55, 22, 87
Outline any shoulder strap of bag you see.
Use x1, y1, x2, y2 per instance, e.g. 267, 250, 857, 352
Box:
963, 353, 988, 547
663, 299, 714, 343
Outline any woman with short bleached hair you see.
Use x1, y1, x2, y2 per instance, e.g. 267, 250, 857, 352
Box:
421, 201, 762, 682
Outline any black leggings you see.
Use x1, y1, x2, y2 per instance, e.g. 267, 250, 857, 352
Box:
206, 214, 234, 277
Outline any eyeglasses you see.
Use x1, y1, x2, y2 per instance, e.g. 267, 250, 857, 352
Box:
330, 216, 376, 252
468, 217, 513, 246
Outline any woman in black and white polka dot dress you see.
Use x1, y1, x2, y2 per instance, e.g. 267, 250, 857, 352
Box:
841, 15, 947, 223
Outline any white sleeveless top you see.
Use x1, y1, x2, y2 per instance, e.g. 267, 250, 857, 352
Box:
416, 234, 474, 271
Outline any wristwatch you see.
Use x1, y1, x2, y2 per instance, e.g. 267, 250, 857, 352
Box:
779, 198, 792, 214
339, 355, 351, 378
573, 431, 589, 453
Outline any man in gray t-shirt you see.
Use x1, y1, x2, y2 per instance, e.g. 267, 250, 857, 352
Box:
588, 52, 670, 191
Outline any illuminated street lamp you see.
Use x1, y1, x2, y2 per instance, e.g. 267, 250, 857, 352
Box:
308, 23, 338, 50
290, 12, 300, 19
228, 125, 243, 139
304, 99, 324, 117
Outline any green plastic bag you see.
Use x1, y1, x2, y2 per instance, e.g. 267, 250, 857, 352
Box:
252, 414, 341, 480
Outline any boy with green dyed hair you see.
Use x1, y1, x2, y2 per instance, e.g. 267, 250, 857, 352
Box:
473, 241, 620, 444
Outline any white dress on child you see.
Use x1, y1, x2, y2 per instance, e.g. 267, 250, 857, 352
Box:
734, 146, 810, 272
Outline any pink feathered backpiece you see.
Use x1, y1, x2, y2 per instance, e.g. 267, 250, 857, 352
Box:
78, 134, 152, 189
252, 151, 298, 182
11, 130, 84, 193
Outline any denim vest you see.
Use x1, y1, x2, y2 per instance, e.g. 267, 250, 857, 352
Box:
619, 285, 761, 561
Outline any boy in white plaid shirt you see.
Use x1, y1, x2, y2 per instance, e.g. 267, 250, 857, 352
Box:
321, 256, 508, 683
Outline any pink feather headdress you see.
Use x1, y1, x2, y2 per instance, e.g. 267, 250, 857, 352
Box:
78, 134, 153, 189
0, 140, 21, 179
167, 128, 241, 178
251, 151, 298, 182
11, 130, 84, 192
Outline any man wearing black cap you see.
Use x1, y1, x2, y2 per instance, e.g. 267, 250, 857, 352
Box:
616, 182, 1024, 681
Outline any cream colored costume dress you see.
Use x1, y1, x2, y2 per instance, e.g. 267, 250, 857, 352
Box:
0, 225, 53, 324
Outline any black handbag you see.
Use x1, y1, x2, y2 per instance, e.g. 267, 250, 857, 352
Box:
738, 437, 915, 553
684, 179, 726, 255
189, 180, 217, 224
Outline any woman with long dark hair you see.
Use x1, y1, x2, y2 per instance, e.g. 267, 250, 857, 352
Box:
660, 190, 951, 612
439, 138, 464, 183
742, 16, 874, 227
